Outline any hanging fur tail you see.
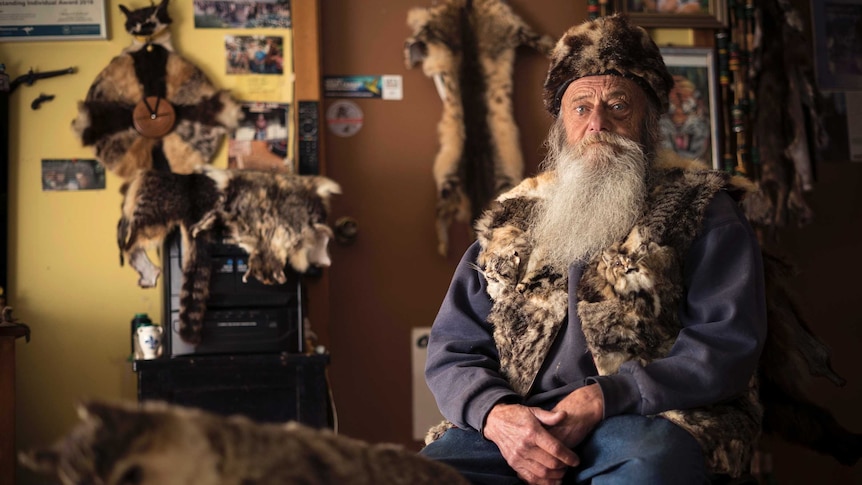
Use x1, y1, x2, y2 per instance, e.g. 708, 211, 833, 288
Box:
758, 248, 861, 465
177, 228, 213, 345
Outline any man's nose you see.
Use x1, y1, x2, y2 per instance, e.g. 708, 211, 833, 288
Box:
587, 106, 609, 132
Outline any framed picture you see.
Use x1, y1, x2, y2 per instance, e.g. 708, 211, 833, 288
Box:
0, 0, 107, 41
659, 47, 720, 169
228, 102, 293, 172
812, 0, 862, 91
616, 0, 727, 28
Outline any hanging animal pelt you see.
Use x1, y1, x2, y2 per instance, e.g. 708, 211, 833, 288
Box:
404, 0, 554, 256
72, 0, 241, 179
117, 168, 340, 344
744, 0, 828, 235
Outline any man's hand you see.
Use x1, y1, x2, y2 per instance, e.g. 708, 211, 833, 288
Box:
483, 403, 580, 485
547, 383, 604, 449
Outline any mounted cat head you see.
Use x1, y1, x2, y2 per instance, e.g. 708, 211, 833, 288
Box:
119, 0, 173, 49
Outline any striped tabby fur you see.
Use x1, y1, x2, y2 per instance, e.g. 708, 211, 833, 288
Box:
20, 400, 469, 485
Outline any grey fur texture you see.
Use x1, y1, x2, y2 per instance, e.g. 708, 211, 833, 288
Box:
20, 400, 470, 485
404, 0, 554, 256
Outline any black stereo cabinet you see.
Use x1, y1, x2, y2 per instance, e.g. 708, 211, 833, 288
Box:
133, 353, 331, 427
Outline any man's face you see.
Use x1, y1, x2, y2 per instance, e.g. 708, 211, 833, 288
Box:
559, 75, 647, 147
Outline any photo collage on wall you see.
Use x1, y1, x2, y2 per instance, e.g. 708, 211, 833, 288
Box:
195, 0, 294, 171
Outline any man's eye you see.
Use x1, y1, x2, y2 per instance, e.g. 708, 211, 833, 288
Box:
611, 103, 627, 111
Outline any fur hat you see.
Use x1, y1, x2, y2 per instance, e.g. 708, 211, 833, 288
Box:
543, 14, 674, 117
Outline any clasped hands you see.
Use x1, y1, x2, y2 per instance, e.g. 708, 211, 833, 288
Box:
483, 383, 604, 485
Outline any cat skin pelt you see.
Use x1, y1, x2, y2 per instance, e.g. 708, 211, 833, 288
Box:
20, 400, 470, 485
426, 151, 860, 474
404, 0, 554, 256
117, 167, 340, 344
72, 0, 241, 179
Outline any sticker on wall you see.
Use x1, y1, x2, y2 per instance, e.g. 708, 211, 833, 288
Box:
326, 100, 363, 138
324, 75, 402, 100
41, 159, 106, 191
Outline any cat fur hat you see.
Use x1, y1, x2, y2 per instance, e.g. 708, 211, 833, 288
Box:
542, 14, 675, 116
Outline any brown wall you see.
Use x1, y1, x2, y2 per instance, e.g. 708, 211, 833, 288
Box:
319, 0, 577, 447
318, 1, 862, 483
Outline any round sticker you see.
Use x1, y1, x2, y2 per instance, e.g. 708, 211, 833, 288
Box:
326, 100, 363, 137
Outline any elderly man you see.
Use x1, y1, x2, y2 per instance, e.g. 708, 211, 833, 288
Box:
419, 15, 766, 485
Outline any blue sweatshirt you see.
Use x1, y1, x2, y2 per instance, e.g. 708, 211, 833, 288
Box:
425, 191, 767, 435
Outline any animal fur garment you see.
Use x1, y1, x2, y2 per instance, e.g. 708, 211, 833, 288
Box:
426, 151, 860, 474
20, 400, 470, 485
72, 0, 241, 179
404, 0, 554, 256
117, 168, 340, 344
744, 0, 828, 234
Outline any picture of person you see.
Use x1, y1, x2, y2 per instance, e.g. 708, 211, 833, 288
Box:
229, 103, 292, 172
225, 35, 284, 75
659, 73, 712, 165
194, 0, 291, 29
630, 0, 706, 14
41, 159, 106, 191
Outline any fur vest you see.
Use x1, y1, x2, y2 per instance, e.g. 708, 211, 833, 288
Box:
474, 152, 761, 476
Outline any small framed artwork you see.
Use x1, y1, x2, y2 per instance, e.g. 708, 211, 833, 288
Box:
616, 0, 727, 28
228, 102, 293, 172
41, 159, 106, 191
812, 0, 862, 91
659, 47, 720, 169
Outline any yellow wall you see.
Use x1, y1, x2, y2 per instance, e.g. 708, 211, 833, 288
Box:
0, 2, 292, 482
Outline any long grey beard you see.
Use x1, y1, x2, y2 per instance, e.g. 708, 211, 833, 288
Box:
531, 125, 649, 273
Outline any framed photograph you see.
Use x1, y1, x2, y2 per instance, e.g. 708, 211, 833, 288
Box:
616, 0, 727, 28
41, 159, 106, 191
812, 0, 862, 91
194, 0, 291, 29
225, 35, 285, 75
0, 0, 107, 41
659, 47, 720, 169
228, 102, 293, 172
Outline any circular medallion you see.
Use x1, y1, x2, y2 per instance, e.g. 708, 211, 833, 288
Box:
133, 96, 176, 138
326, 100, 363, 138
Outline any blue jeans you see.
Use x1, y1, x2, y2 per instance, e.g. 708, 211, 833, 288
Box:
419, 415, 709, 484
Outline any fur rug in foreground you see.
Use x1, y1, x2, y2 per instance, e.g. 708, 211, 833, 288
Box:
20, 400, 469, 485
117, 167, 339, 343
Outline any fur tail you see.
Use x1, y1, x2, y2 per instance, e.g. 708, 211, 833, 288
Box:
117, 216, 131, 267
758, 247, 860, 464
760, 377, 862, 466
178, 229, 212, 345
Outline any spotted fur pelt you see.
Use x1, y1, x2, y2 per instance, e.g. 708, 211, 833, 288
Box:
426, 150, 861, 474
117, 168, 339, 344
404, 0, 554, 256
72, 0, 241, 179
20, 400, 470, 485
